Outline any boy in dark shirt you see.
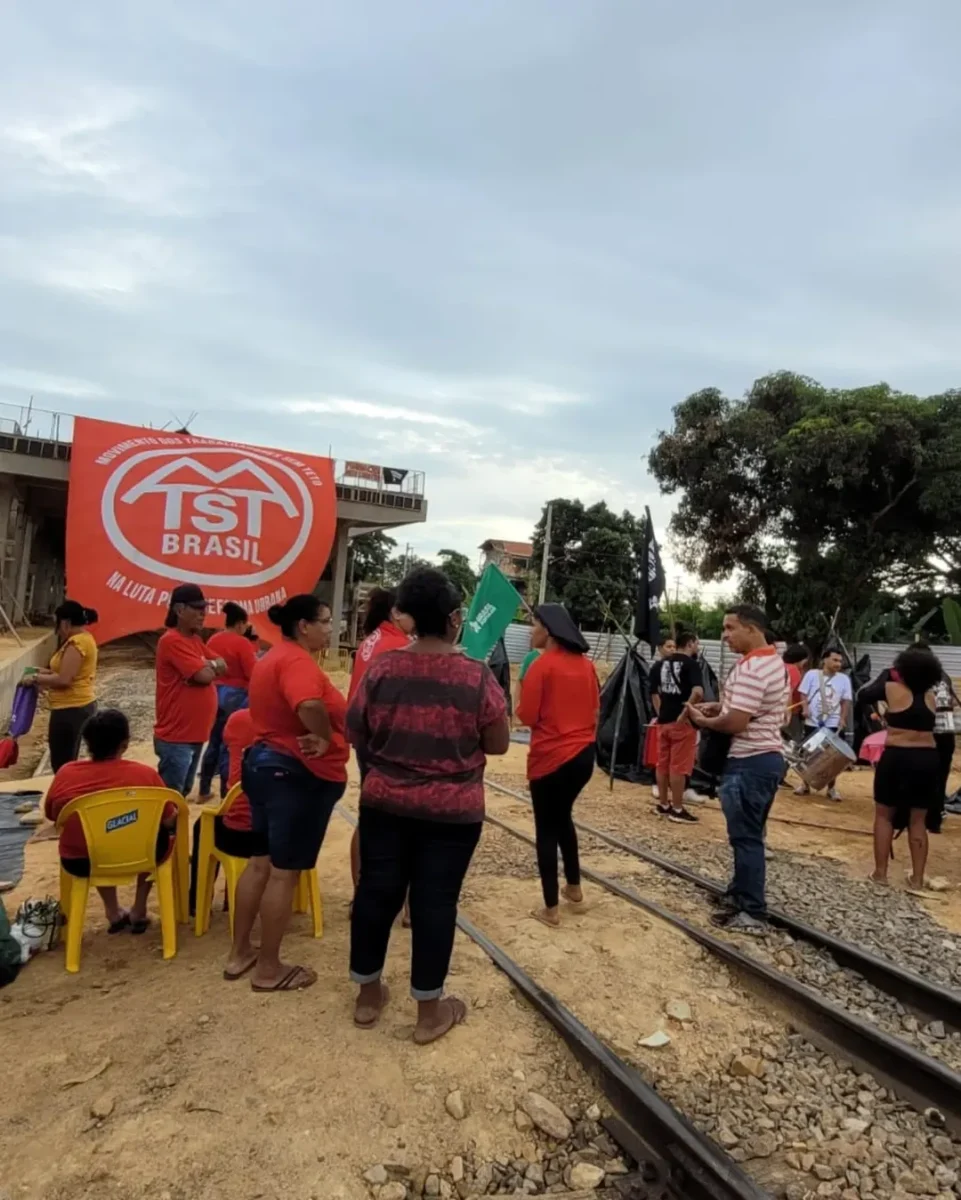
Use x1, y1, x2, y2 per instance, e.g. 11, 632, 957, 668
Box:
655, 631, 704, 824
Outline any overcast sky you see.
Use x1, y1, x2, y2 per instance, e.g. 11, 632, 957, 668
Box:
3, 2, 961, 586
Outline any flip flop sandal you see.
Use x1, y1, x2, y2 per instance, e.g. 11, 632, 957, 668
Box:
251, 965, 317, 993
107, 912, 131, 934
223, 956, 258, 982
354, 983, 391, 1028
130, 916, 151, 935
413, 996, 467, 1046
529, 909, 560, 929
561, 888, 587, 911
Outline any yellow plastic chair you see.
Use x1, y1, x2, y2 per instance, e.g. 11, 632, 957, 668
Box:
56, 787, 188, 974
193, 785, 323, 939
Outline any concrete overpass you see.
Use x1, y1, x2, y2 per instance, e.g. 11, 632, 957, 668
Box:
0, 405, 427, 647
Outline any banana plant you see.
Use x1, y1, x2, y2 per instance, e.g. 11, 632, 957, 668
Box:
944, 598, 961, 645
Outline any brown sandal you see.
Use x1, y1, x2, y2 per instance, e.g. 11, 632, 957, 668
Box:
413, 996, 467, 1045
251, 965, 317, 992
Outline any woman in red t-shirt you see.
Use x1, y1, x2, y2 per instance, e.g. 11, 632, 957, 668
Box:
517, 605, 599, 930
198, 602, 258, 800
223, 595, 347, 992
347, 587, 413, 896
45, 708, 176, 935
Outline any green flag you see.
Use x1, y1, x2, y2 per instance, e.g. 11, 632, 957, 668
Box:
461, 563, 519, 661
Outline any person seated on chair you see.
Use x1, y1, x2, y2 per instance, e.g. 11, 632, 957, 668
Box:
217, 706, 267, 858
44, 708, 177, 935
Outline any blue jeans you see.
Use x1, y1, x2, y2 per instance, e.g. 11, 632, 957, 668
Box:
154, 738, 203, 798
719, 752, 784, 918
198, 685, 248, 797
243, 744, 344, 871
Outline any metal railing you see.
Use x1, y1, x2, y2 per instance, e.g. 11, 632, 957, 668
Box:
335, 461, 425, 496
0, 400, 73, 447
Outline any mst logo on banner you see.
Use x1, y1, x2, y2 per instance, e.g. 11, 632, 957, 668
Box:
67, 417, 337, 644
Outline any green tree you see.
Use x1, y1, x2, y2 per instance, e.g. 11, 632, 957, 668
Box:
349, 531, 397, 582
649, 373, 961, 640
530, 498, 651, 628
384, 553, 432, 586
438, 548, 478, 597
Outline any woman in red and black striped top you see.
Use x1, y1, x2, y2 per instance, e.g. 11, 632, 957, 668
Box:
346, 567, 510, 1044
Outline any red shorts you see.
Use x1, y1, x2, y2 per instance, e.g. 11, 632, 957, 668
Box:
657, 721, 697, 777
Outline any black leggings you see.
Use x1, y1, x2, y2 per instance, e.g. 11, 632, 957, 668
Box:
49, 703, 97, 773
529, 744, 595, 908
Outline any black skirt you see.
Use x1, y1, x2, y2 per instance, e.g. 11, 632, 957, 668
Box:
874, 746, 942, 833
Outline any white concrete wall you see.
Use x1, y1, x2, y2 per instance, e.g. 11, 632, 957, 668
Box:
0, 631, 56, 728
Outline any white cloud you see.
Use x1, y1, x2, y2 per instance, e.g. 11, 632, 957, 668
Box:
280, 396, 480, 432
0, 232, 211, 301
0, 367, 109, 399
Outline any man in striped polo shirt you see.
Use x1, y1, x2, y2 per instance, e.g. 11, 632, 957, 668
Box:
686, 605, 789, 936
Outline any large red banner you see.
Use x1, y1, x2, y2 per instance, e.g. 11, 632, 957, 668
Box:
66, 418, 337, 644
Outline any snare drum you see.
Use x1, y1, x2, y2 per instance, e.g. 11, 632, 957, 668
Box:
797, 727, 857, 791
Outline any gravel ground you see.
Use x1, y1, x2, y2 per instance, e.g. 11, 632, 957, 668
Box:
466, 810, 961, 1199
652, 1012, 961, 1200
479, 787, 961, 1080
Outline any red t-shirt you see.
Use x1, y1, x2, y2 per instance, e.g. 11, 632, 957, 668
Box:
517, 647, 600, 780
206, 630, 257, 689
785, 663, 802, 712
347, 622, 410, 703
44, 759, 172, 860
222, 708, 255, 831
154, 629, 218, 744
346, 651, 507, 822
248, 640, 348, 781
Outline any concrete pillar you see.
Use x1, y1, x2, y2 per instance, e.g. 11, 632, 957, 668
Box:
14, 513, 34, 618
0, 483, 14, 600
329, 520, 350, 650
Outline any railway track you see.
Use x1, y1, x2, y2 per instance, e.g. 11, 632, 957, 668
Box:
486, 779, 961, 1031
482, 779, 961, 1132
337, 806, 769, 1200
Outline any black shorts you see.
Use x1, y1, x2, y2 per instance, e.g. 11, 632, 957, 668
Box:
875, 746, 941, 832
243, 746, 345, 871
62, 827, 172, 879
213, 815, 268, 859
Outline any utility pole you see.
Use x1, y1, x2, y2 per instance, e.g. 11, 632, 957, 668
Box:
538, 502, 553, 606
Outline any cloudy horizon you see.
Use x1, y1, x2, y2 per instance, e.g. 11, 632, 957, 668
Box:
3, 2, 961, 590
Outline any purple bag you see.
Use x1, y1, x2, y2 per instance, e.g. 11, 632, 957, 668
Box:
9, 684, 38, 739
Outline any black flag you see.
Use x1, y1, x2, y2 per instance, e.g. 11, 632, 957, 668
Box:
634, 506, 665, 649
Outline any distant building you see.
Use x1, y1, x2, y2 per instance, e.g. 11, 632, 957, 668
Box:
479, 538, 533, 581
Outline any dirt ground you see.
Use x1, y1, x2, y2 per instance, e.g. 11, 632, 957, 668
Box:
5, 647, 961, 1200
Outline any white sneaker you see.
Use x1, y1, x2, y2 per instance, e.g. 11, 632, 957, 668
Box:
683, 788, 705, 805
827, 786, 841, 802
652, 784, 660, 800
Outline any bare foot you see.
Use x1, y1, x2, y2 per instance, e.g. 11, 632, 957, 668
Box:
354, 981, 390, 1028
414, 996, 467, 1045
561, 885, 585, 907
867, 873, 889, 885
223, 949, 258, 981
530, 906, 560, 928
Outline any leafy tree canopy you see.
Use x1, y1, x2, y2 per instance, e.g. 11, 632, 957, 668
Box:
438, 548, 478, 597
349, 531, 397, 582
649, 372, 961, 640
531, 498, 649, 628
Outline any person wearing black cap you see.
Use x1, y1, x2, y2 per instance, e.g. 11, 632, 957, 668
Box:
154, 584, 226, 797
516, 604, 600, 928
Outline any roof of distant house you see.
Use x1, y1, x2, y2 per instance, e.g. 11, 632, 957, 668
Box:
480, 539, 533, 558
